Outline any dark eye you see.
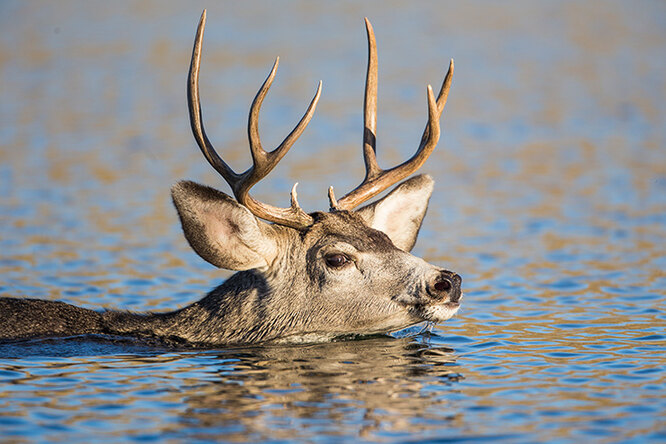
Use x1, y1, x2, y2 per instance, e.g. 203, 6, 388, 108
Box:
325, 253, 350, 268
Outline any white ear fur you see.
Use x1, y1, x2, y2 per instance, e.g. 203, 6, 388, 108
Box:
355, 174, 434, 252
171, 181, 279, 270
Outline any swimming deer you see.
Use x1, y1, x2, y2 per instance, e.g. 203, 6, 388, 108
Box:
0, 11, 461, 346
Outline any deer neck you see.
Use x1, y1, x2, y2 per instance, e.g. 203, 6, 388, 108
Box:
100, 269, 297, 345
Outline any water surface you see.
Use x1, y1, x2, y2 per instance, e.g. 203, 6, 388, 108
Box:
1, 1, 664, 442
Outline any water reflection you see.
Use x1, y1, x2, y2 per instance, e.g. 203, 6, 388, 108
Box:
184, 339, 459, 440
0, 336, 462, 441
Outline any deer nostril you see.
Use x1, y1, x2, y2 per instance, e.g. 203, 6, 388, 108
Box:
434, 279, 452, 293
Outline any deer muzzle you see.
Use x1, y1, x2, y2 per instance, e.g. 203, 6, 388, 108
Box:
427, 270, 463, 303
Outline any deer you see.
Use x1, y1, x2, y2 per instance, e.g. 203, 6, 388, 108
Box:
0, 11, 462, 346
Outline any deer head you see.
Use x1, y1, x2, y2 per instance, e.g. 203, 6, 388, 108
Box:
170, 11, 461, 343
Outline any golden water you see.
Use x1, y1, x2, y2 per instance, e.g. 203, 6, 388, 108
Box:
1, 1, 664, 441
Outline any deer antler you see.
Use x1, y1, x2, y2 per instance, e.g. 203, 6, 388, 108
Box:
188, 10, 320, 229
330, 18, 454, 211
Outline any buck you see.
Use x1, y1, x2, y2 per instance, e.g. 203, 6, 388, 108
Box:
0, 11, 462, 346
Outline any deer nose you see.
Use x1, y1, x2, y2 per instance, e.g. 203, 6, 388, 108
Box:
428, 270, 462, 302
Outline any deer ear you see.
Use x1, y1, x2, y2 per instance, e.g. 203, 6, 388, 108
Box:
355, 174, 434, 252
171, 181, 279, 270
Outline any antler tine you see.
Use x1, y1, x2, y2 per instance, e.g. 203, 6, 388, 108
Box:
334, 20, 453, 211
247, 57, 279, 163
363, 18, 381, 181
188, 10, 239, 185
419, 59, 454, 148
242, 59, 321, 197
187, 10, 319, 229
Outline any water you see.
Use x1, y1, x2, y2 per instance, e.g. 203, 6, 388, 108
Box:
1, 1, 665, 442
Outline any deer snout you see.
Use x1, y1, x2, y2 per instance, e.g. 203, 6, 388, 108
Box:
427, 270, 462, 302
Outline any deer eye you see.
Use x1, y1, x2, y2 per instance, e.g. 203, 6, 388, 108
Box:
325, 253, 350, 268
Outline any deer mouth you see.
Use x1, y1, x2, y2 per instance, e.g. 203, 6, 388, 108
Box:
392, 285, 463, 324
411, 294, 463, 324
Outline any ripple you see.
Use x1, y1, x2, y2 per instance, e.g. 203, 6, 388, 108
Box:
1, 2, 665, 443
634, 334, 665, 341
541, 279, 588, 291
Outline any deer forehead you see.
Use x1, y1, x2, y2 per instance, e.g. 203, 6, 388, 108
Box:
303, 211, 396, 254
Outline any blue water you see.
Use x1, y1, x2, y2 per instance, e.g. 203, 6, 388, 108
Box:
1, 1, 665, 442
